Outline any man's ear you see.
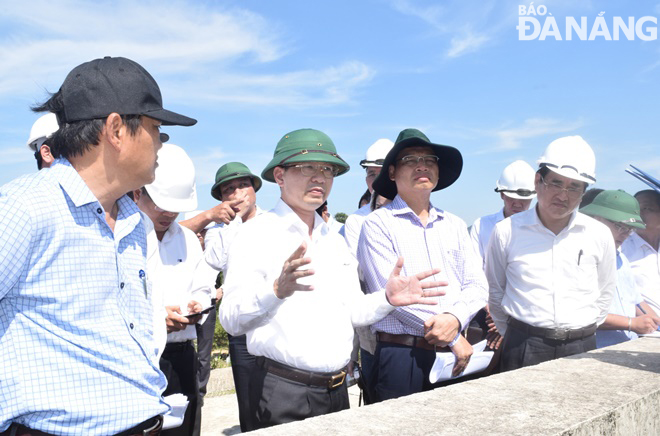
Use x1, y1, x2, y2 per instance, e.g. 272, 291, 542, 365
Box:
132, 189, 142, 203
103, 113, 124, 152
273, 166, 286, 187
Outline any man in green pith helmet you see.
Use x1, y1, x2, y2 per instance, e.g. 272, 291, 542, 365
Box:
218, 128, 446, 430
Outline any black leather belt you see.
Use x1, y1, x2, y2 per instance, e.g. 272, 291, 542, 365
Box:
376, 332, 450, 352
115, 415, 163, 436
509, 317, 597, 341
259, 357, 347, 389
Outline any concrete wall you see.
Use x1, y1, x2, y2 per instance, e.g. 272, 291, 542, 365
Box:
242, 337, 660, 435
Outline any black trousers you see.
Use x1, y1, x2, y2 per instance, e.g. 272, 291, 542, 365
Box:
499, 324, 597, 372
228, 334, 257, 433
249, 358, 350, 430
160, 341, 201, 436
195, 305, 216, 403
371, 342, 441, 403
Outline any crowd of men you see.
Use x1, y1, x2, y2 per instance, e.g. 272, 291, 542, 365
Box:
1, 56, 659, 435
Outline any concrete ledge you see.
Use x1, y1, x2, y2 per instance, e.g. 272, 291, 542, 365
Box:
247, 338, 660, 435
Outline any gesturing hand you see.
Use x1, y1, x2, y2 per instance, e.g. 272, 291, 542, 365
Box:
385, 257, 447, 307
209, 196, 248, 225
273, 242, 315, 299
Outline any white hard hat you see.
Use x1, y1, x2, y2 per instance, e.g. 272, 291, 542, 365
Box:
537, 136, 596, 184
26, 113, 59, 152
495, 160, 537, 200
144, 143, 197, 213
360, 139, 394, 168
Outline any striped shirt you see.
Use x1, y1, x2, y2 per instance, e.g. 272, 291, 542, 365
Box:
357, 195, 488, 337
0, 159, 168, 435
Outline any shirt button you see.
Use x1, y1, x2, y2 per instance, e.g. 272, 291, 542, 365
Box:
130, 323, 134, 329
97, 207, 102, 214
120, 282, 125, 289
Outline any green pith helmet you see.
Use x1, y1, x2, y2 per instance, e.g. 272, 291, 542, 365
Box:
372, 128, 463, 200
580, 189, 646, 229
211, 162, 262, 201
261, 128, 350, 183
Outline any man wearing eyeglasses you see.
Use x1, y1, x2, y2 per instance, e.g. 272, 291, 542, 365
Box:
217, 128, 446, 429
486, 136, 616, 372
358, 128, 488, 402
580, 190, 660, 347
622, 190, 660, 316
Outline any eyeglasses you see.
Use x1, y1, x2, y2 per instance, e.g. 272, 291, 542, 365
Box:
495, 188, 536, 197
285, 163, 340, 179
540, 176, 584, 199
397, 155, 439, 167
605, 219, 635, 236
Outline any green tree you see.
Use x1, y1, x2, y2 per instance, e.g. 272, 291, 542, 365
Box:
334, 212, 347, 223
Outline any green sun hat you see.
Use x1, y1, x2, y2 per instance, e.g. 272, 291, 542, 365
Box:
580, 189, 646, 229
211, 162, 262, 201
261, 128, 350, 183
372, 128, 463, 200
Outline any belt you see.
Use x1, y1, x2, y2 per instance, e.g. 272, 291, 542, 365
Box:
164, 340, 193, 353
508, 317, 597, 341
376, 332, 449, 352
259, 357, 347, 390
1, 416, 163, 436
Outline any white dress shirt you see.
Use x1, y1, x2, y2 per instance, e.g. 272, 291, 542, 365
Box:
204, 206, 264, 274
470, 208, 505, 268
621, 232, 660, 314
343, 204, 372, 258
485, 208, 617, 336
147, 222, 212, 357
218, 199, 394, 373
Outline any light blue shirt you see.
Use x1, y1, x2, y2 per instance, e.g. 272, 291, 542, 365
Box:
596, 251, 642, 348
357, 195, 488, 338
0, 159, 168, 435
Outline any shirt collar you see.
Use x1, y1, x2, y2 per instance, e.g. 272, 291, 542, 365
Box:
519, 206, 586, 232
51, 158, 98, 208
272, 198, 328, 238
161, 221, 182, 243
389, 194, 444, 223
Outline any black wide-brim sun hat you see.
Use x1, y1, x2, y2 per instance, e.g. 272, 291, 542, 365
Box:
372, 128, 463, 200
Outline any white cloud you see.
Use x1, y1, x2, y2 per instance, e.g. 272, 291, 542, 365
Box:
0, 0, 373, 107
493, 118, 584, 151
447, 33, 490, 58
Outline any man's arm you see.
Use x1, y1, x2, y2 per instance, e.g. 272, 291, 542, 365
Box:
204, 219, 243, 272
595, 234, 617, 326
485, 222, 510, 335
343, 214, 363, 259
0, 196, 32, 299
179, 198, 247, 234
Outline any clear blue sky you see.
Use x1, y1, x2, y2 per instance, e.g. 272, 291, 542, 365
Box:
1, 0, 658, 225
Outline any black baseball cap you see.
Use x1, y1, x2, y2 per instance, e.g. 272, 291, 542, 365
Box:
59, 56, 196, 126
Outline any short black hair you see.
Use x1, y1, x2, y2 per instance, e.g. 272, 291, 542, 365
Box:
32, 90, 142, 159
358, 189, 371, 208
635, 189, 660, 208
579, 188, 604, 209
316, 201, 328, 217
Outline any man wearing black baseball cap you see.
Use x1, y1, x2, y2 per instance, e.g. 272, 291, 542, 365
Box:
0, 57, 196, 435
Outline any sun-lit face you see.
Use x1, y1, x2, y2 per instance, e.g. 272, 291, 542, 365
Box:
501, 193, 533, 218
365, 166, 381, 193
637, 192, 660, 236
219, 176, 257, 216
274, 162, 336, 216
121, 116, 163, 189
593, 216, 635, 248
534, 169, 585, 228
135, 190, 179, 237
389, 146, 439, 200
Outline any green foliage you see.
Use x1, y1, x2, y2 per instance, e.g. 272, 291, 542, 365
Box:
213, 300, 228, 350
334, 212, 348, 223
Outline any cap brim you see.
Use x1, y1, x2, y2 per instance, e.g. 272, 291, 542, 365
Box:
502, 191, 537, 200
580, 203, 646, 229
143, 108, 197, 127
211, 173, 263, 201
261, 152, 350, 183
